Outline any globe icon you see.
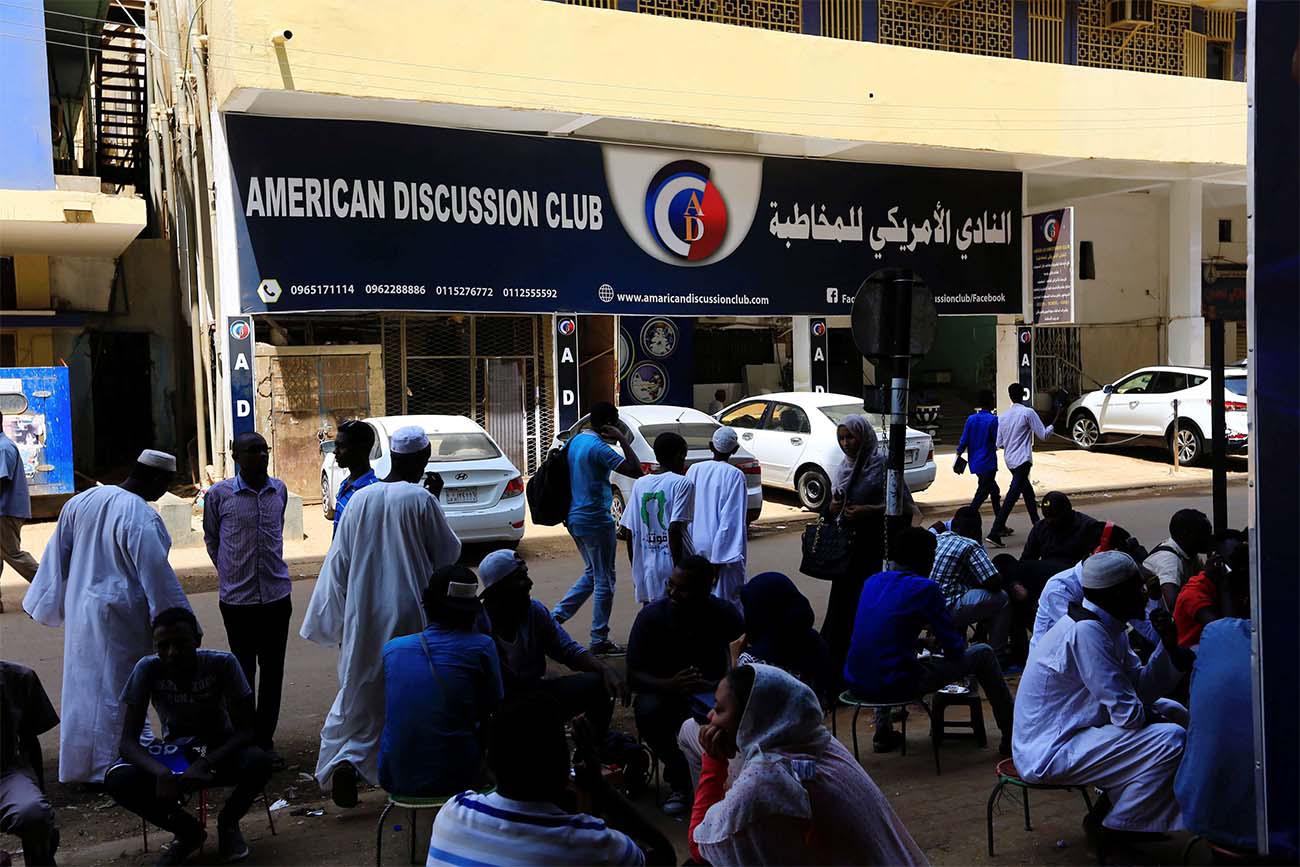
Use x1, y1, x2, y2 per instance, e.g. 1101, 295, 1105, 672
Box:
598, 283, 615, 303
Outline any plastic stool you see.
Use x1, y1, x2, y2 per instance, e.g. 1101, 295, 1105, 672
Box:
931, 690, 987, 748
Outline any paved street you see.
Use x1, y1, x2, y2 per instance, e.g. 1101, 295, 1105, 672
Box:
0, 485, 1245, 865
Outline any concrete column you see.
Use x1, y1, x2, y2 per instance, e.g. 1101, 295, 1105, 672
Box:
792, 315, 811, 391
1167, 180, 1205, 366
994, 316, 1020, 406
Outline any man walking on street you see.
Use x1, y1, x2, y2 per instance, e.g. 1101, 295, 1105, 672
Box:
552, 402, 642, 656
0, 413, 39, 614
955, 391, 1002, 518
987, 383, 1059, 548
331, 420, 378, 533
301, 426, 461, 808
23, 450, 191, 784
686, 428, 748, 610
203, 432, 292, 767
620, 432, 693, 606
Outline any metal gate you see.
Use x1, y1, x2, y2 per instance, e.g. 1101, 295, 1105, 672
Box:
382, 314, 552, 473
1034, 325, 1083, 397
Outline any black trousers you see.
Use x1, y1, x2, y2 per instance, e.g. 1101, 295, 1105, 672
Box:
105, 745, 273, 836
528, 672, 613, 741
990, 462, 1038, 536
219, 596, 292, 750
969, 470, 1003, 515
633, 693, 692, 793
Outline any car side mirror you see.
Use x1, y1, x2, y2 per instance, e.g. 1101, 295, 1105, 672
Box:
1102, 384, 1114, 395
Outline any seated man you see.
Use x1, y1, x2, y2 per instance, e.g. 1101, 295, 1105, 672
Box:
1145, 509, 1213, 611
627, 556, 742, 817
0, 661, 59, 866
844, 527, 1015, 756
429, 695, 675, 866
1175, 557, 1260, 853
379, 565, 502, 797
1014, 551, 1192, 848
930, 507, 1011, 663
106, 608, 272, 865
1020, 492, 1103, 567
1173, 531, 1246, 649
477, 550, 627, 740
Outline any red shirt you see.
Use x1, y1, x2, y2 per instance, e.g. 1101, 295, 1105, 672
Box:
1174, 571, 1218, 647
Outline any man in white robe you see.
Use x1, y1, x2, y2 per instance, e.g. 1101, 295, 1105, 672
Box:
1013, 550, 1193, 843
22, 450, 190, 784
686, 427, 748, 610
301, 426, 461, 806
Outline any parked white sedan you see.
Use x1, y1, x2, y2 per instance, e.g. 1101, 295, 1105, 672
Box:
714, 391, 936, 511
554, 405, 764, 524
321, 414, 525, 543
1065, 365, 1248, 465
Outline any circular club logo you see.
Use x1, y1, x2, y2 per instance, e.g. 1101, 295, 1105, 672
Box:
811, 321, 827, 337
628, 362, 668, 404
229, 320, 250, 341
1020, 330, 1032, 344
644, 160, 727, 261
617, 329, 633, 380
557, 318, 576, 336
640, 318, 679, 359
1041, 215, 1061, 244
597, 283, 615, 304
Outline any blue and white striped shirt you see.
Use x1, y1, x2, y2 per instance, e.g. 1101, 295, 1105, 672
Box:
427, 792, 644, 866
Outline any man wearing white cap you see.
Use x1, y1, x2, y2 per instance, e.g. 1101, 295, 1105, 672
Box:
23, 450, 190, 783
685, 427, 748, 609
1013, 550, 1193, 844
301, 424, 462, 807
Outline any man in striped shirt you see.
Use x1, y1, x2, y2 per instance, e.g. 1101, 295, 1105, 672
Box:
428, 696, 673, 866
203, 432, 291, 766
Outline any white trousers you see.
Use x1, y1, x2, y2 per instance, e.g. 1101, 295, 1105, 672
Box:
712, 561, 746, 614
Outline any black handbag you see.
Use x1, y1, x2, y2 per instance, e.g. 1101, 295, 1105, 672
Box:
799, 517, 855, 580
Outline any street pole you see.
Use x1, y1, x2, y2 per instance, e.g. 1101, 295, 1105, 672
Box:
883, 270, 914, 567
1209, 317, 1228, 535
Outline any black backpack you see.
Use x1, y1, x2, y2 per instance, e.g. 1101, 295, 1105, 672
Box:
526, 444, 571, 526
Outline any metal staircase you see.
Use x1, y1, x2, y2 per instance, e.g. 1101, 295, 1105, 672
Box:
95, 1, 147, 186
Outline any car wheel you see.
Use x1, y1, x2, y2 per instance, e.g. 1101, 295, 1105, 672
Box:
610, 486, 626, 523
1170, 423, 1204, 466
321, 474, 335, 519
1071, 411, 1101, 450
796, 467, 831, 511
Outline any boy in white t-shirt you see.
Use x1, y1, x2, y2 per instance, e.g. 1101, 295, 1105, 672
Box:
619, 433, 693, 605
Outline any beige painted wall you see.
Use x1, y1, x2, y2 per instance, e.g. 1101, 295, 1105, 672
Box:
1081, 323, 1162, 387
201, 0, 1245, 167
1072, 193, 1168, 325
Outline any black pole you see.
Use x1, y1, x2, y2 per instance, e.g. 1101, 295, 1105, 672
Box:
884, 270, 914, 566
1209, 317, 1228, 535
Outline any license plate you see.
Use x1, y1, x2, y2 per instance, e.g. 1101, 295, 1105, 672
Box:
906, 449, 918, 465
444, 487, 477, 505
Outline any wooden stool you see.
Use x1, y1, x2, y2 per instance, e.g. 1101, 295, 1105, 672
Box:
986, 758, 1093, 857
931, 690, 987, 748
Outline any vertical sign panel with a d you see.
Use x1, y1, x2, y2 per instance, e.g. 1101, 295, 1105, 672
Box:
227, 316, 256, 437
555, 315, 581, 432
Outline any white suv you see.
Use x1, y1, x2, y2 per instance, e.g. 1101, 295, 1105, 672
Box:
1064, 365, 1248, 465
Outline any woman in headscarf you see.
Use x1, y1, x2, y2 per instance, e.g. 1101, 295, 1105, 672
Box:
821, 415, 914, 673
687, 664, 927, 866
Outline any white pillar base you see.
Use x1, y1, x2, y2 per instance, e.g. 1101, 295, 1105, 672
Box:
1168, 316, 1207, 367
792, 315, 811, 391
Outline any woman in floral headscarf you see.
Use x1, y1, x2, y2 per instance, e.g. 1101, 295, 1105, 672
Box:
687, 664, 927, 866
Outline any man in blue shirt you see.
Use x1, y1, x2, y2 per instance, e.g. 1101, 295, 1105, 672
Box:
379, 566, 502, 797
955, 390, 1002, 517
844, 527, 1014, 755
331, 420, 378, 533
0, 413, 38, 614
551, 402, 643, 655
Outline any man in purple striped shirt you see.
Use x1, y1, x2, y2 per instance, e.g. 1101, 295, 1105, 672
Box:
203, 431, 291, 766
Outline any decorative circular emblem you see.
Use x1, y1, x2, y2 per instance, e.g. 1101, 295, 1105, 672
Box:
811, 321, 827, 337
644, 160, 727, 261
598, 283, 615, 304
617, 328, 633, 380
1041, 215, 1060, 244
640, 318, 679, 359
229, 320, 250, 341
557, 317, 576, 336
627, 362, 668, 405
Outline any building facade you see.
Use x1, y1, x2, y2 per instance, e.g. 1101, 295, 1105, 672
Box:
141, 0, 1244, 498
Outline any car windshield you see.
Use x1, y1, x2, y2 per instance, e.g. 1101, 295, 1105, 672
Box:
639, 422, 719, 451
422, 432, 500, 462
1225, 377, 1247, 397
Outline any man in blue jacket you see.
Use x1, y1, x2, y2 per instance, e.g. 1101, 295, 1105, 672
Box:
955, 390, 1002, 518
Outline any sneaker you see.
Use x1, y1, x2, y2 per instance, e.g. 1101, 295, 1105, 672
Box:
156, 829, 206, 866
985, 534, 1007, 549
589, 640, 626, 657
872, 729, 905, 754
218, 824, 250, 863
331, 760, 359, 809
662, 790, 690, 817
1002, 527, 1016, 536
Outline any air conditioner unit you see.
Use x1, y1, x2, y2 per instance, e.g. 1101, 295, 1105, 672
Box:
1107, 0, 1154, 28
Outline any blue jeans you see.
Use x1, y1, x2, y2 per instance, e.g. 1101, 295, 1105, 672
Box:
551, 524, 617, 644
949, 588, 1011, 658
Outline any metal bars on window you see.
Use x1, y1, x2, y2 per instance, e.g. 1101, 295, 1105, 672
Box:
1028, 0, 1065, 63
1076, 0, 1191, 76
821, 0, 863, 41
1182, 30, 1206, 77
635, 0, 801, 33
877, 0, 1014, 59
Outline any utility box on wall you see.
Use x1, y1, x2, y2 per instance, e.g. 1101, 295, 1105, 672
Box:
0, 366, 74, 496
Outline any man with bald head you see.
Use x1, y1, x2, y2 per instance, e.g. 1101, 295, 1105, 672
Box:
203, 431, 292, 765
23, 450, 191, 783
302, 425, 462, 807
